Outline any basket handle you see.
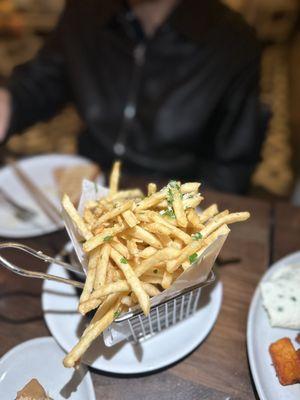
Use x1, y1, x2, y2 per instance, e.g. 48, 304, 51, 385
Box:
0, 242, 84, 289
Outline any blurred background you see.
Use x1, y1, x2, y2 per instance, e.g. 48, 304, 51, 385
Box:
1, 0, 300, 202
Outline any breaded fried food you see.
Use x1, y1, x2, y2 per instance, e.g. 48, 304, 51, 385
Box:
269, 337, 300, 385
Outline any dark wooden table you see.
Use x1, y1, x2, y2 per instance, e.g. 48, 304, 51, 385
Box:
0, 186, 299, 400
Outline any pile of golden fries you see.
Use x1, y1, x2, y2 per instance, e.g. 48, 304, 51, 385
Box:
62, 161, 250, 368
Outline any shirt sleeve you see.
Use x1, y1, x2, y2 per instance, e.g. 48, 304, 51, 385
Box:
6, 4, 72, 135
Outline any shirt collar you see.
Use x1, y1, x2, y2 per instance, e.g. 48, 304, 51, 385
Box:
109, 0, 228, 42
169, 0, 229, 42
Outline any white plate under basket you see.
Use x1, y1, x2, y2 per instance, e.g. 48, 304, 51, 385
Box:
42, 263, 223, 374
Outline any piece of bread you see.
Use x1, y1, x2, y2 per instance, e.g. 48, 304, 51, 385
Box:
269, 338, 300, 386
16, 378, 52, 400
54, 163, 100, 206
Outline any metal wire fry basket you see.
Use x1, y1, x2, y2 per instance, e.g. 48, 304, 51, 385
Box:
103, 271, 215, 346
0, 242, 217, 348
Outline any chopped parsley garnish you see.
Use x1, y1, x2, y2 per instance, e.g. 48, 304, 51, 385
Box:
79, 239, 85, 244
165, 180, 182, 215
167, 188, 174, 206
166, 181, 181, 205
120, 257, 128, 264
162, 208, 176, 219
103, 235, 112, 242
291, 296, 297, 302
114, 310, 121, 319
153, 269, 158, 274
94, 182, 98, 193
277, 306, 284, 312
189, 253, 198, 264
168, 180, 179, 190
192, 232, 203, 240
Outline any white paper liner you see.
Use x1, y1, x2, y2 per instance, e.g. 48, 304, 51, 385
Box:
61, 180, 229, 346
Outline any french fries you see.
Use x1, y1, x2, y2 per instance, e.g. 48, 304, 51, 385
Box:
110, 248, 150, 315
94, 243, 110, 290
162, 181, 188, 228
61, 161, 250, 368
62, 194, 92, 241
63, 297, 121, 368
109, 160, 121, 195
148, 183, 157, 196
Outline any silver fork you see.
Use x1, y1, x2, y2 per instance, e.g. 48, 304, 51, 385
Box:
0, 188, 37, 222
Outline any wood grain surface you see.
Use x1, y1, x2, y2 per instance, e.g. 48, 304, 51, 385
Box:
273, 202, 300, 261
0, 181, 294, 400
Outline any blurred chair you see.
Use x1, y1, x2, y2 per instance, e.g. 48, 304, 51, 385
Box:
0, 0, 80, 157
252, 44, 293, 196
223, 0, 299, 197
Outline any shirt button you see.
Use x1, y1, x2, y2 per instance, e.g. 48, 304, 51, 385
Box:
114, 142, 126, 156
124, 104, 136, 119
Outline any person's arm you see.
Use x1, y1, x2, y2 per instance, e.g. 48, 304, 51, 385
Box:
201, 58, 270, 194
2, 4, 71, 140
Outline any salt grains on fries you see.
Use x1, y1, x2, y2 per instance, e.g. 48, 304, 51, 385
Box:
61, 161, 250, 368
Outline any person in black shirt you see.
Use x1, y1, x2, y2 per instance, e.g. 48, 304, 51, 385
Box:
0, 0, 268, 193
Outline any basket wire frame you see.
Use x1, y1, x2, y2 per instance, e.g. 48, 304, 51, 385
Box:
0, 241, 216, 346
107, 286, 202, 344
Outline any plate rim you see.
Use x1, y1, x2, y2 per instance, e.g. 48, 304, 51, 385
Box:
0, 153, 101, 238
42, 263, 223, 374
0, 336, 96, 400
247, 250, 300, 400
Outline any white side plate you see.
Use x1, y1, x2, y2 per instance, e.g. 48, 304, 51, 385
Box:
247, 251, 300, 400
0, 153, 103, 238
42, 262, 223, 374
0, 337, 96, 400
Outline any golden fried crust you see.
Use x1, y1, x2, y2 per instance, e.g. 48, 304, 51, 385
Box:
269, 338, 300, 386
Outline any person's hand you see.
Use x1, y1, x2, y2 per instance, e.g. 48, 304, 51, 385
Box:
0, 88, 12, 143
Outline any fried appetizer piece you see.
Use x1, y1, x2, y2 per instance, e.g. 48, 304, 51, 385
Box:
269, 337, 300, 385
16, 378, 52, 400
